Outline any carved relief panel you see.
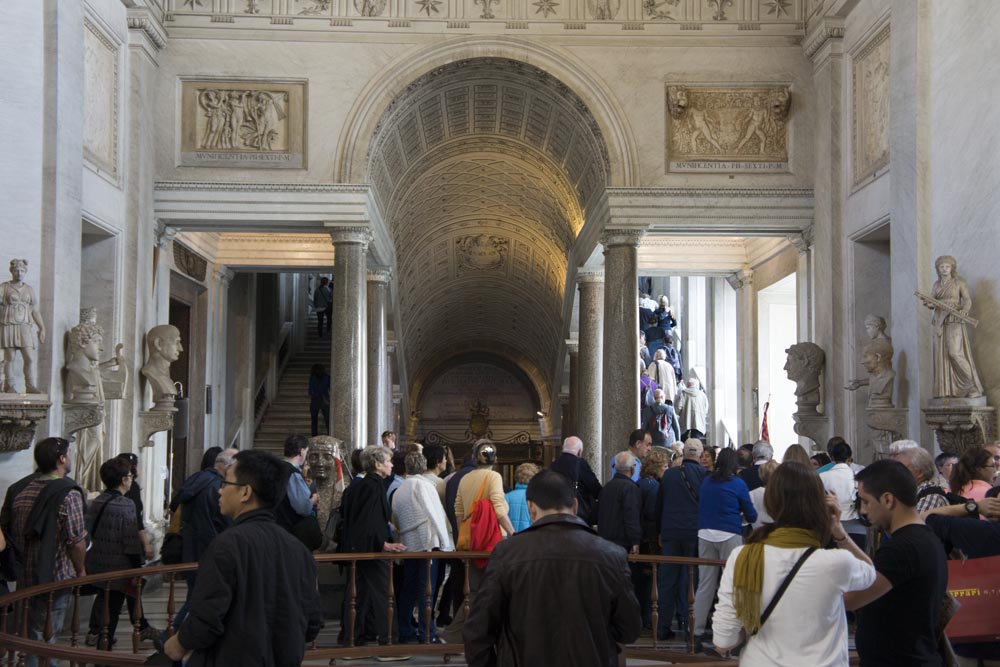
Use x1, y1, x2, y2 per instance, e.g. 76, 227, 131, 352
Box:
179, 78, 306, 168
83, 19, 119, 179
852, 26, 890, 186
665, 85, 791, 173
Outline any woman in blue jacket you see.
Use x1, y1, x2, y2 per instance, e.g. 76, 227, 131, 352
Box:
692, 448, 756, 648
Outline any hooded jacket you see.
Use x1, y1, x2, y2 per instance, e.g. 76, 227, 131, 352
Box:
170, 468, 230, 563
675, 383, 709, 434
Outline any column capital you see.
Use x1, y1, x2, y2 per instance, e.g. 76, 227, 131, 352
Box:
565, 339, 579, 355
726, 267, 754, 290
577, 269, 605, 285
786, 226, 814, 253
155, 224, 178, 249
328, 226, 373, 248
600, 228, 645, 248
212, 265, 235, 286
366, 266, 392, 283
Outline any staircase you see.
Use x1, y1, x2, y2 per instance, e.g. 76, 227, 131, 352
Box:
253, 314, 330, 454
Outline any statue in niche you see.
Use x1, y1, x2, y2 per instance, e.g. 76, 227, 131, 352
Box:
141, 324, 183, 411
845, 314, 895, 408
784, 341, 825, 415
1, 259, 46, 394
916, 255, 984, 399
306, 435, 346, 550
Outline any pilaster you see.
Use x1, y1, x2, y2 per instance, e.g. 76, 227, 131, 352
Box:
728, 268, 757, 443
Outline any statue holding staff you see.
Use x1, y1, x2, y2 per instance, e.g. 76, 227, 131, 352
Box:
917, 255, 983, 399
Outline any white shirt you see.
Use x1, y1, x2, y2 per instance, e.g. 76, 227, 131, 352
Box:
713, 545, 876, 667
748, 486, 772, 529
819, 463, 859, 521
391, 475, 454, 553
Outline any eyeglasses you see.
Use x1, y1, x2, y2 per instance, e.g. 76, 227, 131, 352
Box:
219, 480, 248, 488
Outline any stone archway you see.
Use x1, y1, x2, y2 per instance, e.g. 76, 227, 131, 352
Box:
361, 56, 617, 436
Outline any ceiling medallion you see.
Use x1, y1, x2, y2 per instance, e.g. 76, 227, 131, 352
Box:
532, 0, 559, 16
763, 0, 791, 17
416, 0, 442, 15
456, 234, 510, 271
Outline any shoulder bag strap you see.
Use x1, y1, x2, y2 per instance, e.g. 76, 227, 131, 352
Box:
88, 497, 115, 542
474, 476, 489, 502
680, 466, 699, 503
752, 546, 817, 635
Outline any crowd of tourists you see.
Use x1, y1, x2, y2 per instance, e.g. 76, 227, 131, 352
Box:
3, 427, 1000, 667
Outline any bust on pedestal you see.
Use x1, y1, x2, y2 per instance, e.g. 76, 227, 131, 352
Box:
139, 324, 182, 447
785, 341, 828, 447
307, 435, 346, 550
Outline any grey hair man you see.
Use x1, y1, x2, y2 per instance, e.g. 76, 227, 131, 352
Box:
896, 447, 951, 514
740, 440, 772, 491
549, 436, 602, 525
597, 452, 642, 555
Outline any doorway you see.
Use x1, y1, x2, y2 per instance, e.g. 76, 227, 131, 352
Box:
757, 274, 798, 460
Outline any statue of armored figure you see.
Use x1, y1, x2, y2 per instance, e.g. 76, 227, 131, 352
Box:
141, 324, 183, 411
846, 315, 896, 408
916, 255, 984, 400
1, 259, 46, 394
784, 342, 825, 415
64, 309, 129, 492
306, 435, 346, 550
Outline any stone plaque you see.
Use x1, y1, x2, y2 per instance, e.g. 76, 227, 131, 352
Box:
852, 26, 890, 186
83, 19, 119, 177
666, 85, 790, 173
179, 78, 306, 168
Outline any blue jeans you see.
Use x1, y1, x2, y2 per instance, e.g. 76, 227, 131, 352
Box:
25, 590, 71, 667
397, 558, 439, 642
656, 536, 699, 636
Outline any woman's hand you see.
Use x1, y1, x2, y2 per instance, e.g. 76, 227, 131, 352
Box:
825, 492, 848, 542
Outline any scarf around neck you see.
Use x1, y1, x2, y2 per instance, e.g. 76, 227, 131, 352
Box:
732, 526, 821, 634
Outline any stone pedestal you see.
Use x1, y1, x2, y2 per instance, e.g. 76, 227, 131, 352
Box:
600, 229, 643, 480
366, 267, 391, 447
0, 394, 52, 453
923, 399, 996, 457
63, 403, 105, 438
577, 270, 604, 477
329, 227, 371, 450
864, 407, 908, 462
792, 412, 828, 450
138, 410, 175, 448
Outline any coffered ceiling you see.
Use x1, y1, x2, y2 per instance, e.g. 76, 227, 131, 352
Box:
366, 58, 610, 399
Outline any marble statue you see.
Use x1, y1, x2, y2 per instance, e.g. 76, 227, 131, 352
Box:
1, 259, 46, 394
917, 255, 984, 399
306, 435, 346, 550
846, 315, 895, 408
141, 324, 183, 411
784, 341, 825, 415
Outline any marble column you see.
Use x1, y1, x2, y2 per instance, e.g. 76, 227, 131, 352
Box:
600, 229, 643, 481
385, 341, 397, 438
577, 271, 604, 476
729, 269, 756, 444
329, 227, 371, 450
565, 340, 579, 437
206, 265, 234, 447
366, 267, 391, 447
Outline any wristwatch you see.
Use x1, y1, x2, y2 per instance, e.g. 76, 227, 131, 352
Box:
964, 500, 979, 517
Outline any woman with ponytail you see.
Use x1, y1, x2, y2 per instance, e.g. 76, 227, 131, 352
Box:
710, 462, 876, 666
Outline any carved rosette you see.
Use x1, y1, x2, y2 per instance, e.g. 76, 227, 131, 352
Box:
63, 403, 106, 437
0, 396, 52, 454
923, 404, 997, 457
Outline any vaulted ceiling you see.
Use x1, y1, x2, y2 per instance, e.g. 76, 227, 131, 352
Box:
366, 58, 610, 400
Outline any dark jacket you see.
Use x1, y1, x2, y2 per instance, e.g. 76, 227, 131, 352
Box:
445, 460, 476, 537
464, 513, 641, 667
178, 509, 323, 667
337, 474, 390, 553
550, 453, 602, 516
657, 460, 708, 540
14, 475, 85, 584
170, 468, 231, 563
739, 463, 765, 492
596, 473, 642, 551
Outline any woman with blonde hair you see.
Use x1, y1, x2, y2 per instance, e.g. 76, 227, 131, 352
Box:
782, 444, 812, 467
711, 463, 875, 665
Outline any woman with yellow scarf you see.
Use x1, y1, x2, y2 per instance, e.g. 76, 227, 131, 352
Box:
710, 462, 875, 666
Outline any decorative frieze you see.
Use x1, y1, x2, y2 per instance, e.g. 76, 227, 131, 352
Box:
852, 25, 890, 186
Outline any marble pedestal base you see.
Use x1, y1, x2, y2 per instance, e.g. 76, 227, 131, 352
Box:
923, 400, 996, 457
139, 410, 176, 448
792, 412, 828, 450
63, 403, 105, 438
863, 408, 908, 462
0, 393, 51, 453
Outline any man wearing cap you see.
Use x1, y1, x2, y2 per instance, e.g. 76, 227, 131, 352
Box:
655, 438, 708, 640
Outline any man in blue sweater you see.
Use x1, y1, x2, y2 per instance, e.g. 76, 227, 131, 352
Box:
655, 439, 708, 640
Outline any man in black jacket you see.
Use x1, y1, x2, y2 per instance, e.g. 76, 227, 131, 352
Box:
597, 451, 642, 555
549, 436, 601, 524
164, 450, 323, 667
464, 470, 641, 667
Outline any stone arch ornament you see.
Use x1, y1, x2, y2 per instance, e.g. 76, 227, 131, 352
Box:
334, 36, 639, 187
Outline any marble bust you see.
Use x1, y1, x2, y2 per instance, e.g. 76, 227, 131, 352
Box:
307, 435, 346, 550
1, 258, 47, 394
141, 324, 182, 411
784, 341, 825, 415
65, 310, 105, 405
846, 315, 895, 409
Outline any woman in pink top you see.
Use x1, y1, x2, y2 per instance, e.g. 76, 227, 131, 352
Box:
950, 447, 996, 501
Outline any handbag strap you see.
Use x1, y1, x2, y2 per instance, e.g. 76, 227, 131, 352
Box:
473, 475, 489, 503
752, 546, 817, 636
680, 466, 699, 503
89, 495, 116, 540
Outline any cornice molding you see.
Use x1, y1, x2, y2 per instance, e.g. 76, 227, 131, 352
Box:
607, 187, 813, 199
126, 9, 168, 50
803, 18, 844, 58
155, 181, 372, 194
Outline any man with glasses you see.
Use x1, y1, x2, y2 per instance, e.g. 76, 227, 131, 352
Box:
164, 450, 323, 665
0, 438, 87, 667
